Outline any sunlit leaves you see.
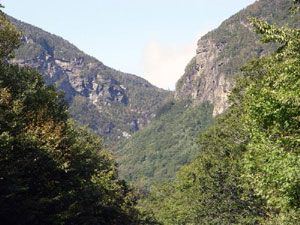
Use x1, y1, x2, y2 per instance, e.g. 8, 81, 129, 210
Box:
237, 4, 300, 222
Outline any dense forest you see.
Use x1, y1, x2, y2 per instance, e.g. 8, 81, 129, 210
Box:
0, 8, 158, 225
116, 100, 215, 188
139, 2, 300, 224
1, 0, 300, 225
115, 0, 299, 188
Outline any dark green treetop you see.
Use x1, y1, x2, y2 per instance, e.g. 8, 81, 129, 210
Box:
0, 7, 158, 225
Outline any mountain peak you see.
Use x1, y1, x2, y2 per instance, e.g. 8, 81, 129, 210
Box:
174, 0, 294, 116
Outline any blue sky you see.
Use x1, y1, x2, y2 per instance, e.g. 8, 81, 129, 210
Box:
2, 0, 256, 89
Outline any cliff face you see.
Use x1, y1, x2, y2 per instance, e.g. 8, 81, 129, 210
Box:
12, 40, 127, 104
175, 40, 232, 116
114, 0, 299, 186
175, 0, 294, 116
6, 0, 298, 185
9, 17, 170, 142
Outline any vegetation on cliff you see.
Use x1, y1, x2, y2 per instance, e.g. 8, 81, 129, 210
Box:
2, 0, 300, 224
8, 15, 169, 144
175, 0, 296, 117
141, 1, 300, 223
116, 0, 300, 188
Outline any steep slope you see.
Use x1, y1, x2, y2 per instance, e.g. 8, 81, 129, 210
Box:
116, 100, 214, 187
8, 16, 170, 143
175, 0, 296, 116
116, 0, 298, 186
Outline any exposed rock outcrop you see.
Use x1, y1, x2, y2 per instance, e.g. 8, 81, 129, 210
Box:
9, 16, 169, 142
175, 40, 232, 116
175, 0, 293, 116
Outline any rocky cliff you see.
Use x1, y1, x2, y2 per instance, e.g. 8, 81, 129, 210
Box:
115, 0, 299, 186
6, 0, 298, 186
9, 16, 170, 142
175, 0, 295, 116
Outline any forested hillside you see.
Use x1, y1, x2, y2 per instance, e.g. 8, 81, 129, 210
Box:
116, 0, 299, 187
2, 0, 300, 224
8, 0, 298, 190
116, 100, 214, 187
141, 1, 300, 224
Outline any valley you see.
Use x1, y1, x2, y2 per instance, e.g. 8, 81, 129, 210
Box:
1, 0, 300, 224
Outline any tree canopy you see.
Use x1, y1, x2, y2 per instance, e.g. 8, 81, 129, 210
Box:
0, 8, 158, 225
141, 1, 300, 224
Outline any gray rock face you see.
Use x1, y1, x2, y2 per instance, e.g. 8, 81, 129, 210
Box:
174, 0, 292, 116
12, 42, 128, 106
9, 16, 169, 142
193, 40, 232, 116
175, 39, 232, 116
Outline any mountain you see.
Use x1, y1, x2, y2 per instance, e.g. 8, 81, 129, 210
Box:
175, 0, 296, 116
115, 0, 298, 187
7, 0, 297, 188
8, 16, 170, 143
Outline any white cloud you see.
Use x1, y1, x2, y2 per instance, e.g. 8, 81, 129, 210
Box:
141, 28, 213, 90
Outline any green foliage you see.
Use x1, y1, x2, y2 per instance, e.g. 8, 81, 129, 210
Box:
142, 1, 300, 224
206, 0, 297, 77
176, 0, 297, 97
116, 100, 215, 188
238, 14, 300, 222
0, 13, 158, 225
141, 108, 265, 225
0, 12, 21, 61
0, 62, 148, 224
3, 1, 300, 224
8, 15, 88, 62
68, 95, 113, 137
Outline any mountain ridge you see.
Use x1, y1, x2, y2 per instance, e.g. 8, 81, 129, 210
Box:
7, 0, 297, 187
8, 15, 170, 143
175, 0, 295, 116
115, 0, 298, 187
